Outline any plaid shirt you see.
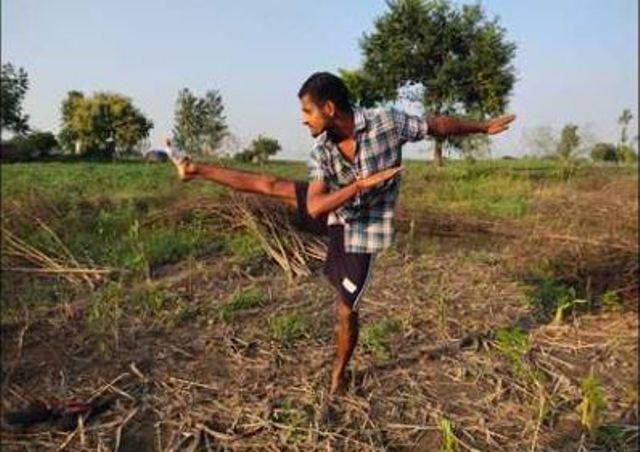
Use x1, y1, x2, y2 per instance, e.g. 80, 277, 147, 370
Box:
307, 107, 429, 253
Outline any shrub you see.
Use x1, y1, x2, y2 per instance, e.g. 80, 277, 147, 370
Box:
2, 130, 58, 160
590, 142, 618, 162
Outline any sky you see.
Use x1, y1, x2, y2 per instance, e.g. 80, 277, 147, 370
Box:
2, 0, 638, 160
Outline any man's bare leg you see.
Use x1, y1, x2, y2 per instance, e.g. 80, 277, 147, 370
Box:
329, 295, 359, 395
177, 160, 298, 208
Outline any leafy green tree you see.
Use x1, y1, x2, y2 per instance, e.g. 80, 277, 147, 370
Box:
58, 91, 153, 156
556, 124, 580, 161
618, 109, 633, 145
352, 0, 516, 165
1, 62, 30, 135
590, 142, 617, 162
173, 88, 228, 155
338, 69, 385, 108
234, 135, 281, 164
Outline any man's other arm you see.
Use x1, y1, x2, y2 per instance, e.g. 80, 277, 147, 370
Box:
306, 167, 404, 219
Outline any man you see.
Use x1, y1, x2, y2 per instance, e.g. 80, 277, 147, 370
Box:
167, 72, 515, 399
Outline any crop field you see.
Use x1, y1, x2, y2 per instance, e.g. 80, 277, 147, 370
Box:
1, 158, 637, 450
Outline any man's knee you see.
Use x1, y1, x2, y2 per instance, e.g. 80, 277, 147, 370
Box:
335, 296, 357, 322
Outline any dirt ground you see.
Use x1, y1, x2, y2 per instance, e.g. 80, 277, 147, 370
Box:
1, 168, 638, 451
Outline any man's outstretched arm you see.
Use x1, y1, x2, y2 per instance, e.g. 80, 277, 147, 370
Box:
393, 108, 515, 142
427, 114, 516, 138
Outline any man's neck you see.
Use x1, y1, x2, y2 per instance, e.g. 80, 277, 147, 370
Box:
327, 110, 355, 143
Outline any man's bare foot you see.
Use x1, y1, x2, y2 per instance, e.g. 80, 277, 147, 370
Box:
165, 140, 196, 181
318, 395, 341, 427
174, 159, 197, 181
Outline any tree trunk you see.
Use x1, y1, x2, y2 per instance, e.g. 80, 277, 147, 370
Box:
434, 139, 444, 167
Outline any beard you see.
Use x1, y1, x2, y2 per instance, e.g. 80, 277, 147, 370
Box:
308, 127, 322, 138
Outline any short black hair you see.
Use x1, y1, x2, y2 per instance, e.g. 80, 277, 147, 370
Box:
298, 72, 352, 114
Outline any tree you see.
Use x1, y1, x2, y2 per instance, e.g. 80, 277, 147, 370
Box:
58, 91, 85, 153
556, 124, 580, 161
523, 126, 557, 157
353, 0, 516, 165
338, 69, 385, 108
618, 109, 633, 145
234, 135, 281, 164
1, 63, 30, 135
173, 88, 228, 155
590, 142, 618, 162
58, 91, 153, 156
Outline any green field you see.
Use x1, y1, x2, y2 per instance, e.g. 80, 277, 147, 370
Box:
1, 158, 637, 450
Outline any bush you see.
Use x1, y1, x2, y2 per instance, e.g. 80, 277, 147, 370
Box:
617, 144, 637, 163
2, 131, 58, 160
234, 135, 281, 164
590, 143, 617, 162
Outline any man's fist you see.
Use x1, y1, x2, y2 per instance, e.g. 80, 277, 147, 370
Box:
356, 166, 405, 194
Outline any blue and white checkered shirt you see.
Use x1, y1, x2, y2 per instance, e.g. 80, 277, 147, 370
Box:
307, 107, 429, 253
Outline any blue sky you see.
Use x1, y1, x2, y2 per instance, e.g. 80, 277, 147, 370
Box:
2, 0, 637, 159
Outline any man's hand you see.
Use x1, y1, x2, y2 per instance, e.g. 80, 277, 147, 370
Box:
484, 114, 516, 135
356, 166, 405, 194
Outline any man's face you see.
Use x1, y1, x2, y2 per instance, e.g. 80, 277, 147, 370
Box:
300, 94, 332, 138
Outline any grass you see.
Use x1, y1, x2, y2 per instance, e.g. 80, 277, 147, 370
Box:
526, 277, 578, 321
360, 318, 402, 356
601, 290, 624, 312
225, 232, 267, 270
493, 326, 533, 378
439, 416, 458, 452
269, 312, 310, 344
579, 372, 607, 435
219, 287, 267, 322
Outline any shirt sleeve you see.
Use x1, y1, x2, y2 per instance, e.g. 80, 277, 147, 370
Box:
391, 108, 429, 144
307, 146, 326, 182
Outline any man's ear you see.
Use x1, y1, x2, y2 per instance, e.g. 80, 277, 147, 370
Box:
323, 100, 336, 118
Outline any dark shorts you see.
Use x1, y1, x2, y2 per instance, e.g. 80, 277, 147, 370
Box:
292, 181, 376, 310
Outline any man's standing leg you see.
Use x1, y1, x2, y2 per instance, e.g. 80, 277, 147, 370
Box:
324, 227, 376, 396
330, 295, 359, 395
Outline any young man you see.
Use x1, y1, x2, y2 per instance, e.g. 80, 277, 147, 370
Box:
167, 72, 515, 398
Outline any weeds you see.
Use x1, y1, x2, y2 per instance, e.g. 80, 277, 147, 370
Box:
85, 281, 123, 357
269, 313, 309, 344
360, 318, 402, 357
219, 287, 267, 322
579, 371, 607, 434
439, 416, 458, 452
601, 290, 624, 312
527, 277, 578, 321
493, 326, 533, 378
226, 233, 265, 267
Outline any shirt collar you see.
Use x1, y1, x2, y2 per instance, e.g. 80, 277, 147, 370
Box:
353, 107, 367, 133
315, 107, 368, 147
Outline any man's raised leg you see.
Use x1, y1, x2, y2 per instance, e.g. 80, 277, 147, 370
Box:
173, 159, 298, 207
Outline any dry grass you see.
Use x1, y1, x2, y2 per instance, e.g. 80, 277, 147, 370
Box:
1, 164, 637, 450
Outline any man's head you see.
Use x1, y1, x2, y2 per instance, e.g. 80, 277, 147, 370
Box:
298, 72, 353, 138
